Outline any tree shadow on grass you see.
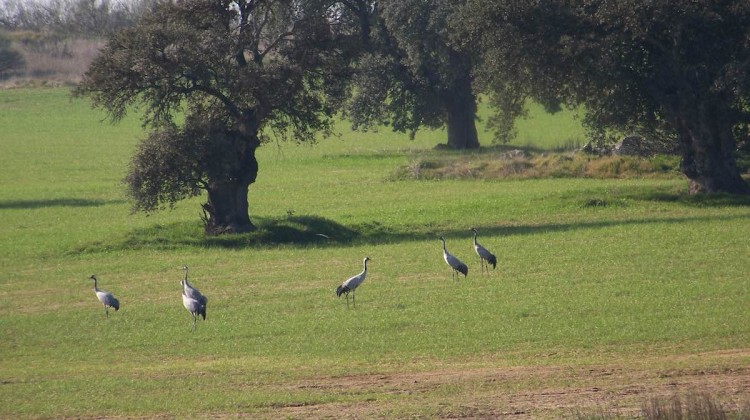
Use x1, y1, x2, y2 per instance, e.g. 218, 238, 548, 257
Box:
0, 198, 124, 209
629, 191, 750, 207
74, 215, 365, 253
72, 210, 750, 254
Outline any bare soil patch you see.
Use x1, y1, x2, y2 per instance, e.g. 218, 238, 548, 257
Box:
275, 349, 750, 418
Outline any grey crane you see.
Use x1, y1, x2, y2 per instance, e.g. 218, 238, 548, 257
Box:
471, 228, 497, 275
439, 236, 468, 280
335, 256, 371, 308
181, 266, 208, 311
181, 291, 206, 332
180, 266, 207, 331
89, 275, 120, 318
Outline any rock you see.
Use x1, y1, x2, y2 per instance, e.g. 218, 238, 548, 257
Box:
500, 149, 527, 159
613, 135, 653, 157
581, 141, 612, 156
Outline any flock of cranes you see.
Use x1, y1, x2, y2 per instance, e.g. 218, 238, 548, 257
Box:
88, 228, 497, 327
87, 266, 209, 330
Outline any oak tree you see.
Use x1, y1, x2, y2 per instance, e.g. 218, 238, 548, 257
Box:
74, 0, 352, 234
347, 0, 481, 149
461, 0, 750, 193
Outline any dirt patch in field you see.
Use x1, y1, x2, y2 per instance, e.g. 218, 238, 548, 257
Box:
274, 349, 750, 418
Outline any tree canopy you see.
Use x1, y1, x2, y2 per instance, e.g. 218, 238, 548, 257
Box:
74, 0, 355, 233
346, 0, 481, 149
74, 0, 750, 234
458, 0, 750, 193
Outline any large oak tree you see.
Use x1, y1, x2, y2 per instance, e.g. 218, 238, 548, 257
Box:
74, 0, 354, 234
461, 0, 750, 194
347, 0, 481, 149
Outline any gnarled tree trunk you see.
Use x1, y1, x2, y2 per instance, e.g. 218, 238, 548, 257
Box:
202, 131, 260, 235
671, 99, 749, 195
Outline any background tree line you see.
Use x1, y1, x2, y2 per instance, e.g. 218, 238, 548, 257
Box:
5, 0, 749, 234
0, 0, 150, 36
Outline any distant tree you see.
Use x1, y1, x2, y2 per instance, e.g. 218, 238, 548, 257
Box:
74, 0, 352, 234
346, 0, 481, 149
460, 0, 750, 194
0, 31, 24, 79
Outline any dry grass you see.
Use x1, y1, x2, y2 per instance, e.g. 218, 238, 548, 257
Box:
574, 392, 750, 420
2, 32, 102, 87
641, 393, 737, 420
390, 150, 683, 181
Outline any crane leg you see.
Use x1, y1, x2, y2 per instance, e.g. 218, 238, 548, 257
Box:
105, 306, 109, 318
352, 292, 356, 308
192, 315, 196, 332
346, 293, 350, 308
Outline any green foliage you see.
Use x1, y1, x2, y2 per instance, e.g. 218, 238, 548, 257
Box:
73, 0, 355, 231
347, 0, 481, 148
460, 0, 750, 193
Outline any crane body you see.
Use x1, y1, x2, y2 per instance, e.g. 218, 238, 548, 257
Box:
471, 228, 497, 275
89, 275, 120, 318
336, 257, 371, 308
440, 237, 468, 279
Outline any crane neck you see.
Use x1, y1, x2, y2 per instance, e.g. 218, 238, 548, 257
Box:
363, 258, 369, 272
91, 277, 98, 291
183, 268, 188, 282
472, 231, 478, 244
441, 238, 446, 251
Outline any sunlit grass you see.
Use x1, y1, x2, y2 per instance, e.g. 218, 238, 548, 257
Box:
0, 88, 749, 417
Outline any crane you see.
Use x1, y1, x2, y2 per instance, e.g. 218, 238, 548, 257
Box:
181, 266, 208, 312
88, 275, 120, 318
439, 236, 468, 280
471, 228, 497, 275
180, 266, 207, 331
335, 256, 371, 308
181, 291, 206, 332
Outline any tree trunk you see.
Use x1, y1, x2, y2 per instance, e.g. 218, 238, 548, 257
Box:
202, 131, 260, 235
443, 66, 480, 150
671, 100, 749, 195
203, 180, 255, 235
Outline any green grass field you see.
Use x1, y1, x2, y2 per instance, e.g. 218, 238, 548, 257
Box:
1, 88, 749, 418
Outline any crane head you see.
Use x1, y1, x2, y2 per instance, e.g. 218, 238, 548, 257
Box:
89, 274, 97, 281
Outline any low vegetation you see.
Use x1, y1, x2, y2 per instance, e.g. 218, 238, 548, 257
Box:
390, 150, 683, 181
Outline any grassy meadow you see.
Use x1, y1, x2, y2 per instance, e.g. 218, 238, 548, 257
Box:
1, 88, 749, 418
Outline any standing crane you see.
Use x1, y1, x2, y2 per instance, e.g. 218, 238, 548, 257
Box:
471, 228, 497, 275
181, 291, 206, 332
180, 266, 207, 331
335, 256, 371, 308
181, 266, 208, 312
88, 275, 120, 318
439, 236, 468, 279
